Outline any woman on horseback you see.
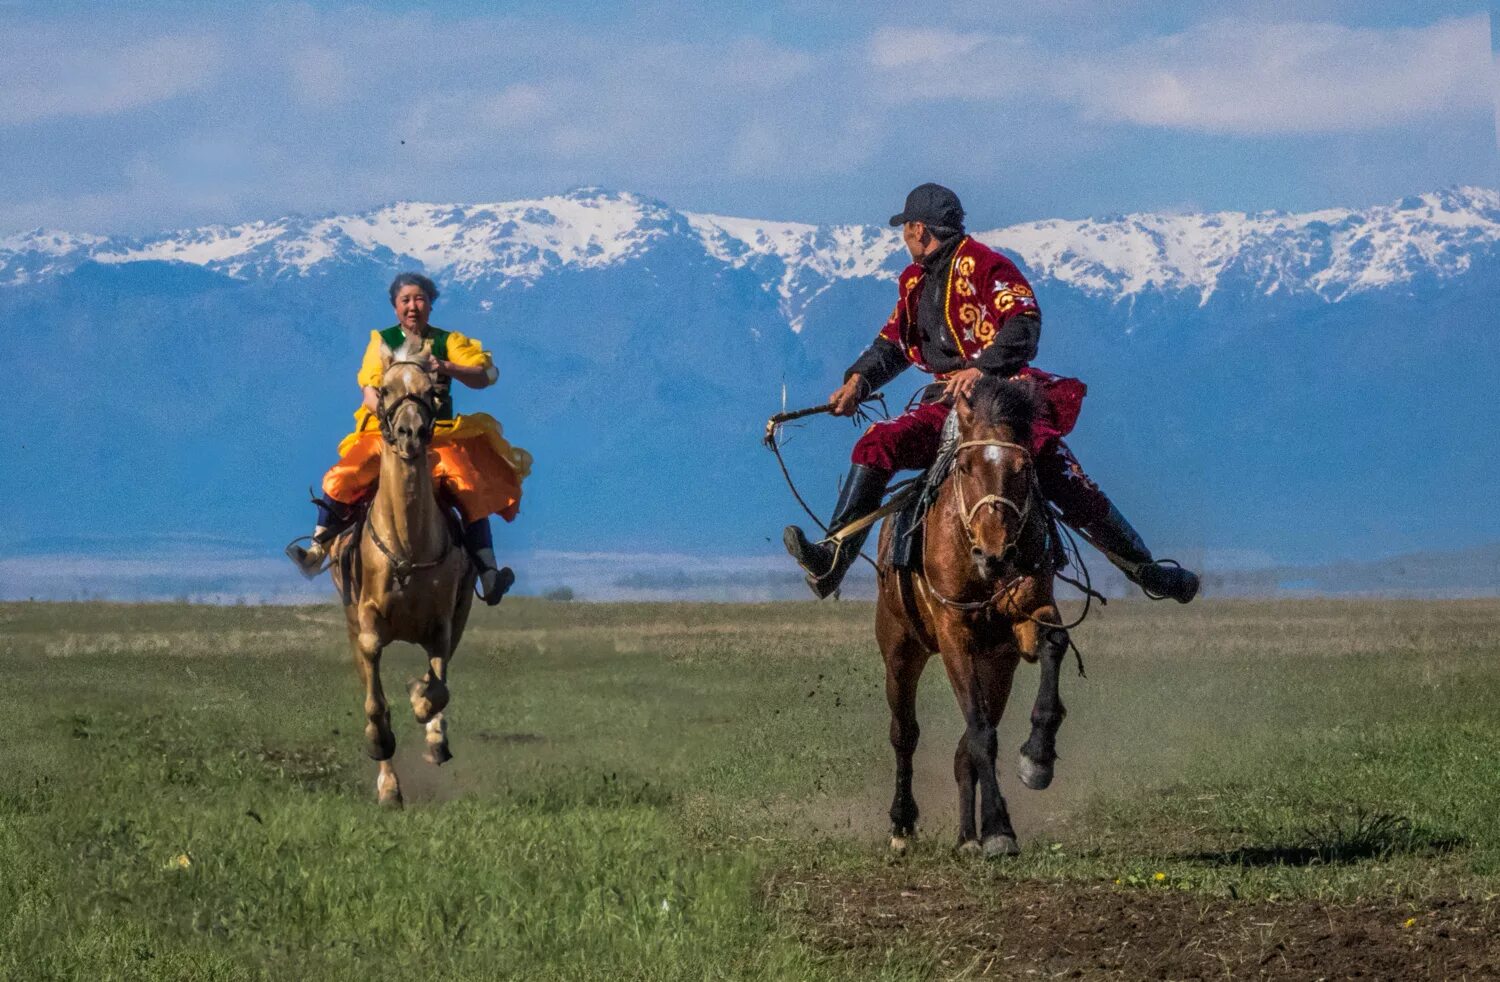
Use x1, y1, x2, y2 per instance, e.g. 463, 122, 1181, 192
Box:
287, 272, 531, 604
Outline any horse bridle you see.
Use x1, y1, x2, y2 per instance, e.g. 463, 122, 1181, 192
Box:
369, 360, 453, 585
923, 438, 1039, 613
376, 360, 440, 449
951, 439, 1037, 551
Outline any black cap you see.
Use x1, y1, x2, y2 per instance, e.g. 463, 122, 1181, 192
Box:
889, 183, 964, 229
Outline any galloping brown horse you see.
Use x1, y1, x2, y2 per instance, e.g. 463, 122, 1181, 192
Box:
876, 376, 1070, 856
331, 360, 476, 807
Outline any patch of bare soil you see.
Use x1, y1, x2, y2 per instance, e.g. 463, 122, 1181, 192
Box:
777, 867, 1500, 980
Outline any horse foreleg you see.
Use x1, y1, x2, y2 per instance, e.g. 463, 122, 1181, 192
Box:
1018, 627, 1069, 791
411, 635, 453, 766
354, 627, 401, 808
940, 651, 984, 852
883, 636, 928, 854
970, 651, 1020, 856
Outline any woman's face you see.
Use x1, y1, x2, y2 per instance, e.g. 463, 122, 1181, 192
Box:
393, 284, 431, 330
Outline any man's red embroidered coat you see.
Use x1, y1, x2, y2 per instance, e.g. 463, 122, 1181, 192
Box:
879, 236, 1040, 372
855, 236, 1085, 447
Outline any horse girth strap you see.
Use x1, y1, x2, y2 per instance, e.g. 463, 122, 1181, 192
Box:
367, 520, 453, 585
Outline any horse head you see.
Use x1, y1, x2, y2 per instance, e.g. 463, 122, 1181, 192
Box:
951, 376, 1040, 582
378, 360, 439, 461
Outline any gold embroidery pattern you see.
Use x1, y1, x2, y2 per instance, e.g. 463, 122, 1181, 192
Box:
955, 277, 976, 297
976, 316, 997, 343
942, 239, 972, 356
994, 280, 1036, 313
958, 303, 983, 331
904, 276, 920, 291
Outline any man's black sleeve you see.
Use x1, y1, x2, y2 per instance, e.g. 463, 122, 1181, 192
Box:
845, 337, 909, 395
972, 313, 1040, 377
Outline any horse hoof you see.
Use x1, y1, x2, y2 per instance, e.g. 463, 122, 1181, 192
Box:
956, 839, 982, 856
982, 834, 1021, 858
889, 836, 910, 855
376, 771, 403, 808
1018, 753, 1055, 790
424, 744, 452, 766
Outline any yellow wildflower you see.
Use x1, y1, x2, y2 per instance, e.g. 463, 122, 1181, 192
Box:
1403, 917, 1417, 929
1153, 871, 1166, 882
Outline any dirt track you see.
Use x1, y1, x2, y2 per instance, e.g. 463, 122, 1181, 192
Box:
784, 867, 1500, 980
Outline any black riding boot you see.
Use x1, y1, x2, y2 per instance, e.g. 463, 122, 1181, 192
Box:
783, 464, 890, 599
463, 519, 515, 606
1073, 503, 1200, 603
285, 495, 354, 578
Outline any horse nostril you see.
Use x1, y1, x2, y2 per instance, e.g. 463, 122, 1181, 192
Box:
972, 547, 983, 557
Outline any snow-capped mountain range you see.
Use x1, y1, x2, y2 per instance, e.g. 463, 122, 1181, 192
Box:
5, 185, 1500, 592
6, 186, 1500, 320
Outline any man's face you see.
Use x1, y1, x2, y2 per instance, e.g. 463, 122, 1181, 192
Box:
902, 221, 932, 261
393, 285, 431, 330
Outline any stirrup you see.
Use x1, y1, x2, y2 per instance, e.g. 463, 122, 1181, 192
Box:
285, 535, 331, 578
1134, 558, 1199, 604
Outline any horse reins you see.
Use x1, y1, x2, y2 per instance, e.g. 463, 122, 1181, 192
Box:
919, 439, 1099, 678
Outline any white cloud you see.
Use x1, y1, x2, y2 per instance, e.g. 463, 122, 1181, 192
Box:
1060, 15, 1492, 134
2, 6, 1494, 235
0, 33, 223, 125
869, 27, 987, 69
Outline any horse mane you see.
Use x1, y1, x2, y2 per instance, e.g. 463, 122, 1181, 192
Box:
967, 376, 1038, 441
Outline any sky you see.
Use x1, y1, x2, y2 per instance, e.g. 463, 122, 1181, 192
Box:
3, 0, 1499, 235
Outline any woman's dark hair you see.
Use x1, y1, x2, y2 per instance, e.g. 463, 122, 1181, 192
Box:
388, 271, 440, 304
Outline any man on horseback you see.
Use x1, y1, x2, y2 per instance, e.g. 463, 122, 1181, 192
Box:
783, 183, 1199, 603
287, 272, 531, 604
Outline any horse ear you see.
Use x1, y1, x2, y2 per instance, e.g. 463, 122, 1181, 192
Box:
954, 391, 974, 426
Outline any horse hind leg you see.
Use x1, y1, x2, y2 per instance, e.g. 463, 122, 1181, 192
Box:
354, 629, 402, 808
1018, 627, 1069, 791
410, 637, 453, 766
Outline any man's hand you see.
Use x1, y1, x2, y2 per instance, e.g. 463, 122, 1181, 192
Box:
941, 367, 984, 403
829, 376, 865, 416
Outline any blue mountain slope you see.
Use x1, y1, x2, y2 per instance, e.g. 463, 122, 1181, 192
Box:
4, 188, 1498, 568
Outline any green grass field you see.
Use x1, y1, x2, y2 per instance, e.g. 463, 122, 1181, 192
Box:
3, 598, 1500, 979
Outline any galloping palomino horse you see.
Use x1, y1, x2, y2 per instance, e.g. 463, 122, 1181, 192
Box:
876, 376, 1070, 856
331, 358, 475, 808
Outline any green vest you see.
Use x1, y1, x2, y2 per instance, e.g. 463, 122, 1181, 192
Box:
380, 326, 454, 420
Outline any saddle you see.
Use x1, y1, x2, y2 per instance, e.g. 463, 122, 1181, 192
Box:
887, 413, 963, 571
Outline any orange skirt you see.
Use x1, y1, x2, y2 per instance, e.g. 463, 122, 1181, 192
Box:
323, 412, 531, 524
